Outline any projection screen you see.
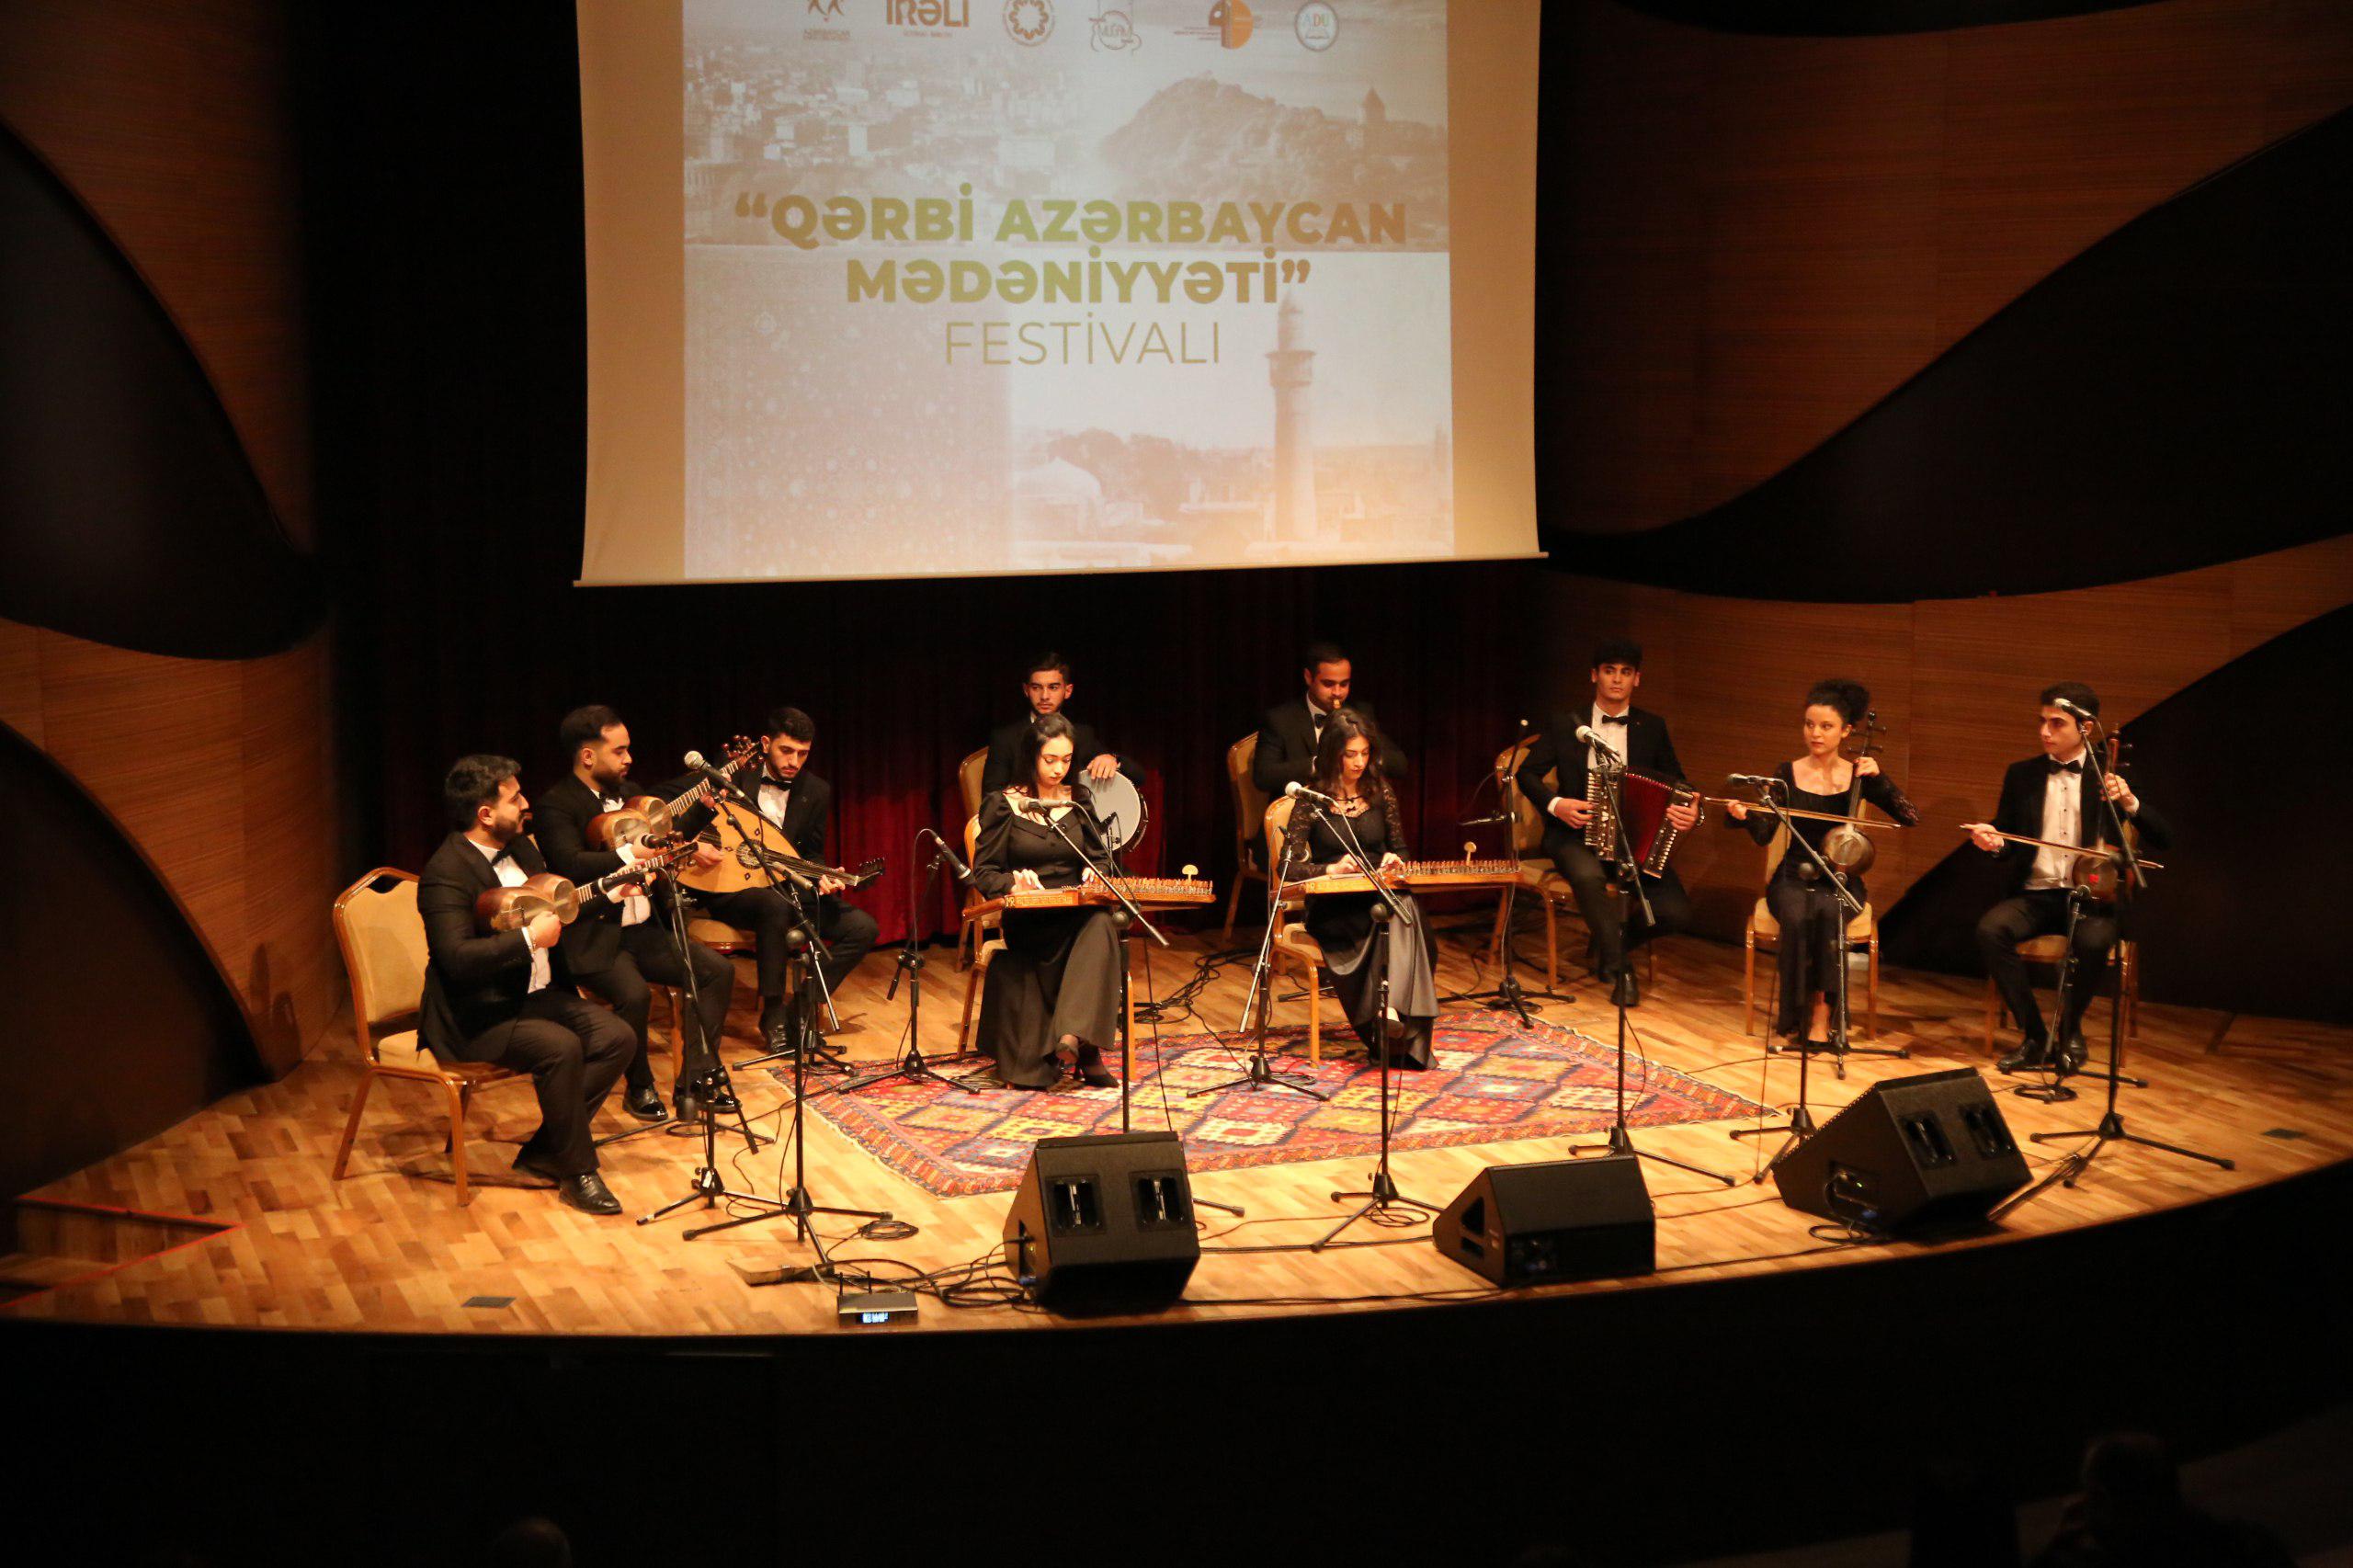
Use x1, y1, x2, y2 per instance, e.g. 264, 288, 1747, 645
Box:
577, 0, 1540, 585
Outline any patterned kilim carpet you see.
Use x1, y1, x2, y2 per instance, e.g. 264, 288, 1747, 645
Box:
773, 1011, 1765, 1198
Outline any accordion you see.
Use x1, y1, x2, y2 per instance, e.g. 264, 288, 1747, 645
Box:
1585, 767, 1703, 876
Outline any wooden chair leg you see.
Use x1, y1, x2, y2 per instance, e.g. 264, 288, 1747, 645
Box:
446, 1079, 472, 1207
1542, 898, 1560, 992
955, 915, 972, 972
1866, 937, 1881, 1040
1306, 956, 1321, 1067
1122, 947, 1136, 1084
1222, 870, 1245, 943
1743, 932, 1756, 1037
1984, 976, 1997, 1051
332, 1066, 378, 1181
960, 951, 988, 1051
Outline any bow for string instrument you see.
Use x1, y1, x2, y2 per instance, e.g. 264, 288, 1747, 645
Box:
1960, 725, 2154, 903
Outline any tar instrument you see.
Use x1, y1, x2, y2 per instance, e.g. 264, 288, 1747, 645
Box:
1819, 712, 1885, 878
588, 734, 757, 852
1586, 767, 1703, 876
1081, 770, 1149, 853
472, 840, 693, 934
969, 871, 1214, 920
1285, 845, 1520, 897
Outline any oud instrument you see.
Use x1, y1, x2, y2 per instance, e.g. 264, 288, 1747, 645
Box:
968, 873, 1214, 920
472, 839, 693, 934
1586, 767, 1703, 876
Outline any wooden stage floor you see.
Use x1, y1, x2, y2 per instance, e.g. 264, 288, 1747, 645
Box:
8, 917, 2347, 1337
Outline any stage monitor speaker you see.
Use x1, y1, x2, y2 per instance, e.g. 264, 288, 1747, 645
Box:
1002, 1131, 1199, 1314
1431, 1153, 1654, 1286
1772, 1067, 2029, 1232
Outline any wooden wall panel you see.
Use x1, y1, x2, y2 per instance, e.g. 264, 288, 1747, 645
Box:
1532, 533, 2353, 942
1543, 0, 2353, 534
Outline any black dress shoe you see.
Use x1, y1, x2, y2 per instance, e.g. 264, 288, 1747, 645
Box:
556, 1172, 622, 1216
1610, 968, 1641, 1008
703, 1075, 741, 1112
1998, 1039, 2051, 1074
623, 1085, 668, 1122
1074, 1048, 1118, 1088
2056, 1032, 2089, 1074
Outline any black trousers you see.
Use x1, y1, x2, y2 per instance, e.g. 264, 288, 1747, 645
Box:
569, 919, 734, 1092
1977, 889, 2119, 1045
1540, 826, 1692, 975
696, 885, 879, 1000
461, 989, 633, 1177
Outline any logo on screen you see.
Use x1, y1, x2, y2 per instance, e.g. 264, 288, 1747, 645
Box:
1005, 0, 1054, 43
806, 0, 845, 16
889, 0, 971, 27
1178, 2, 1253, 48
1089, 7, 1140, 51
1293, 3, 1336, 51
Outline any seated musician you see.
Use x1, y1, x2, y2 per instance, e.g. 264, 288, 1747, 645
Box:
536, 705, 737, 1122
1279, 709, 1439, 1070
1964, 683, 2171, 1074
675, 707, 878, 1051
972, 714, 1124, 1089
416, 756, 634, 1216
1252, 639, 1408, 798
980, 650, 1132, 795
1722, 681, 1920, 1048
1516, 638, 1697, 1006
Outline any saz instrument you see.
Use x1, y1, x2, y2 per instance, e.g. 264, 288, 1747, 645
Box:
1586, 767, 1703, 877
587, 735, 757, 852
968, 873, 1214, 920
472, 839, 694, 935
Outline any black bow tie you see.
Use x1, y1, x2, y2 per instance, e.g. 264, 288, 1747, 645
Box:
1597, 712, 1629, 726
491, 843, 517, 863
2049, 758, 2083, 775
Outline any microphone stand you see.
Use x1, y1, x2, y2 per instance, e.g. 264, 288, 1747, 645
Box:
1569, 752, 1732, 1186
1730, 778, 1863, 1181
1311, 795, 1438, 1249
703, 780, 847, 1076
1193, 827, 1329, 1101
597, 850, 765, 1153
1441, 727, 1574, 1022
1030, 793, 1165, 1134
837, 829, 980, 1096
2000, 733, 2231, 1216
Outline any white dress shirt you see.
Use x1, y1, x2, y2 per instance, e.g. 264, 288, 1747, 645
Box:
1586, 702, 1631, 775
2025, 757, 2086, 892
473, 838, 551, 993
757, 773, 793, 827
596, 791, 653, 927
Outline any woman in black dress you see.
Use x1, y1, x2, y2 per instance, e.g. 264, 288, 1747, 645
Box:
1723, 679, 1919, 1045
1279, 709, 1439, 1069
972, 713, 1122, 1089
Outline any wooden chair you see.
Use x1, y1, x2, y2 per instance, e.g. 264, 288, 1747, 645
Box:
329, 868, 528, 1206
955, 746, 992, 970
648, 917, 757, 1075
957, 814, 1137, 1079
1259, 796, 1336, 1065
1487, 738, 1654, 992
1981, 936, 2140, 1049
1744, 824, 1880, 1039
1222, 733, 1271, 940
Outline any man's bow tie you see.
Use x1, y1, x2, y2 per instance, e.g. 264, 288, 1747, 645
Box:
491, 842, 518, 863
1597, 712, 1630, 726
2048, 758, 2083, 775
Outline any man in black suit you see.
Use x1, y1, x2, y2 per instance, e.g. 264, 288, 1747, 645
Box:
1250, 640, 1408, 797
536, 705, 738, 1122
1514, 639, 1698, 1006
1966, 683, 2172, 1074
416, 755, 633, 1216
980, 651, 1131, 795
684, 706, 878, 1051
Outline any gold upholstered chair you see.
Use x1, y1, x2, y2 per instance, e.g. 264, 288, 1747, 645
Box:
1222, 733, 1271, 940
1258, 796, 1338, 1065
329, 868, 528, 1206
1981, 936, 2140, 1049
1743, 823, 1881, 1040
955, 746, 992, 970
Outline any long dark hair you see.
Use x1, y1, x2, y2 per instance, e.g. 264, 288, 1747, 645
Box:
1310, 708, 1385, 796
1016, 711, 1076, 792
1803, 679, 1870, 729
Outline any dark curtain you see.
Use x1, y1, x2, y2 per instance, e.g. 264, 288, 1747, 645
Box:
297, 5, 1531, 944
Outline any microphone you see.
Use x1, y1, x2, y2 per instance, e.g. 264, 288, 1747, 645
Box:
1285, 780, 1339, 809
2054, 697, 2097, 723
922, 827, 974, 884
1728, 773, 1779, 789
682, 749, 736, 790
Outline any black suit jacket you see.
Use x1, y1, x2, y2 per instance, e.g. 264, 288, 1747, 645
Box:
533, 771, 676, 973
667, 767, 835, 866
1516, 707, 1685, 819
1250, 697, 1408, 796
417, 831, 575, 1060
980, 716, 1131, 796
1986, 756, 2173, 895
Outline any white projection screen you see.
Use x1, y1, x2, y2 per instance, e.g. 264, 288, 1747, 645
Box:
577, 0, 1540, 585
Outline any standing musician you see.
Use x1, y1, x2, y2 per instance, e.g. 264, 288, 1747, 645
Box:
1515, 638, 1698, 1006
980, 650, 1131, 795
972, 714, 1123, 1088
1722, 680, 1921, 1048
1965, 683, 2171, 1074
680, 707, 878, 1051
416, 756, 634, 1216
1252, 639, 1408, 797
536, 705, 737, 1123
1279, 709, 1439, 1070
